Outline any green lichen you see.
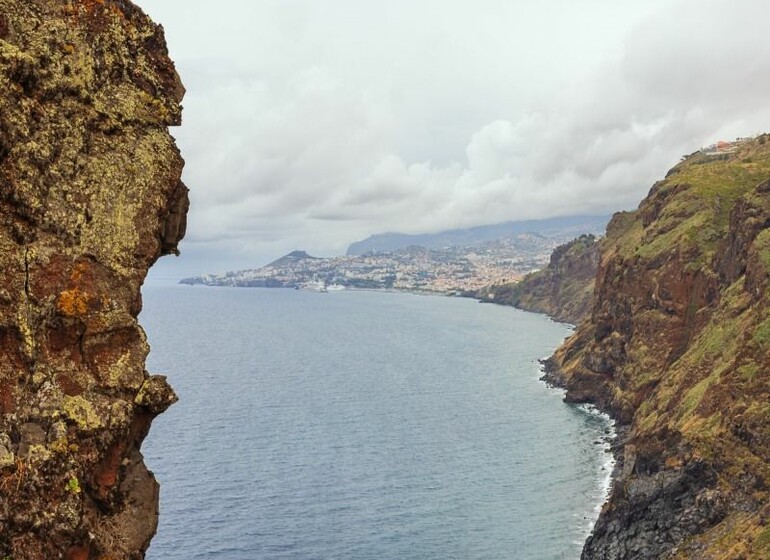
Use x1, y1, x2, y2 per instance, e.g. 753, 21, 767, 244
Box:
65, 476, 81, 494
25, 444, 52, 465
0, 0, 185, 555
62, 396, 103, 431
49, 437, 69, 454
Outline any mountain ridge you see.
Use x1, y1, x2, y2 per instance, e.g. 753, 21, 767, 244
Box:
346, 215, 610, 255
267, 250, 320, 268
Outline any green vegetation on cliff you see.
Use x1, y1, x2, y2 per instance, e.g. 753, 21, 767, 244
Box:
544, 136, 770, 559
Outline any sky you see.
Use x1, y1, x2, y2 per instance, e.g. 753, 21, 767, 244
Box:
139, 0, 770, 279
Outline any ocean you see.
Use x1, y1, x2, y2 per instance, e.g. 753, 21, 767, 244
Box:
140, 286, 613, 560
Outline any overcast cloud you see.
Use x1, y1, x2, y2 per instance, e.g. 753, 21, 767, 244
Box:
138, 0, 770, 277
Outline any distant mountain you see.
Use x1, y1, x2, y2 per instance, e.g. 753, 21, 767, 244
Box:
267, 250, 319, 268
346, 215, 610, 255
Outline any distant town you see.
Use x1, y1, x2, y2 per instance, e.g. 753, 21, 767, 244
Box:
180, 215, 611, 294
181, 236, 562, 294
697, 135, 758, 157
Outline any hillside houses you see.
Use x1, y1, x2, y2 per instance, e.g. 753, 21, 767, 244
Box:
700, 135, 755, 156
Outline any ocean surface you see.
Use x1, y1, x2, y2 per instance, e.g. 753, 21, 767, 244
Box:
141, 286, 613, 560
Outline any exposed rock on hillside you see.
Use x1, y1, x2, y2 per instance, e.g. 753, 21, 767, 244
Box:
477, 234, 600, 324
0, 1, 187, 558
544, 138, 770, 559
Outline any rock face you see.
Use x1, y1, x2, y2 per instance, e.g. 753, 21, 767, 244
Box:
477, 234, 600, 324
543, 138, 770, 559
0, 1, 187, 558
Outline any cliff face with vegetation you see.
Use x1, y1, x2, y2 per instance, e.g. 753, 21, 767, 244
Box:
542, 137, 770, 559
0, 1, 187, 558
477, 234, 600, 324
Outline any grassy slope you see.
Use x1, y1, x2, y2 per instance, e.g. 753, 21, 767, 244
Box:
556, 137, 770, 558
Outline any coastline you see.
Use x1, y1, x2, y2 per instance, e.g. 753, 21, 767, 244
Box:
172, 280, 620, 553
538, 355, 620, 548
144, 283, 607, 559
176, 281, 474, 298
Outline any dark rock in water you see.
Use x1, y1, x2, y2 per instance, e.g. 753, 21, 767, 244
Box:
0, 1, 187, 557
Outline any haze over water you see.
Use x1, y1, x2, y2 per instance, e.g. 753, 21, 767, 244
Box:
141, 287, 612, 560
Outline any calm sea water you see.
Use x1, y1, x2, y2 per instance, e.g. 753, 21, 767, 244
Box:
141, 286, 612, 560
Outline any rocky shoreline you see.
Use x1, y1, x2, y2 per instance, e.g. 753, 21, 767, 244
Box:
521, 140, 770, 558
541, 310, 739, 560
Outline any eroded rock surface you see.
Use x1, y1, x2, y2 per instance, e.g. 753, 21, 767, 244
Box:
542, 138, 770, 559
0, 1, 187, 558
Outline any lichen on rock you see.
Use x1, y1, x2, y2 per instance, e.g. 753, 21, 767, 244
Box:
0, 1, 188, 558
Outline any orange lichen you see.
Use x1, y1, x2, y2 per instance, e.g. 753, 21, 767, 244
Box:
63, 0, 126, 27
56, 261, 94, 316
78, 0, 106, 11
70, 260, 89, 283
57, 288, 90, 316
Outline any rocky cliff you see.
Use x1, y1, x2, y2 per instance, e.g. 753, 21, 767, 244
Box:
542, 138, 770, 559
477, 234, 600, 324
0, 1, 187, 558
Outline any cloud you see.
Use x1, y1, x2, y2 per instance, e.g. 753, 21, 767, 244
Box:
139, 0, 770, 274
